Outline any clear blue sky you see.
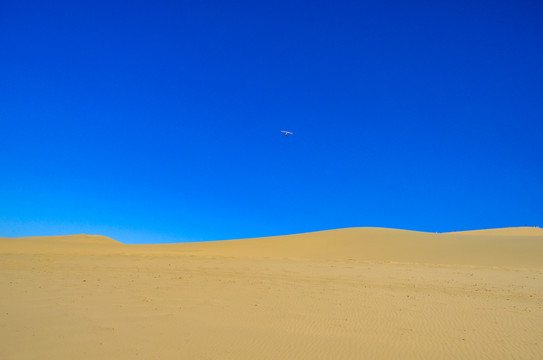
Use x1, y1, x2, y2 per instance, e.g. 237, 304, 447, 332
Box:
1, 0, 542, 243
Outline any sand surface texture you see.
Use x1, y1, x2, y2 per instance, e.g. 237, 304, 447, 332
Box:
1, 227, 542, 359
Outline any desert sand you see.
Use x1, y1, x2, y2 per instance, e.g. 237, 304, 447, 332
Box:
1, 227, 542, 359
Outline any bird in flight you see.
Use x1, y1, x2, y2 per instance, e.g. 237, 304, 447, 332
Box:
281, 130, 294, 136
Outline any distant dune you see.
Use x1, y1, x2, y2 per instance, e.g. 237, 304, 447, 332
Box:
0, 234, 122, 255
172, 227, 543, 268
3, 227, 542, 268
443, 226, 543, 236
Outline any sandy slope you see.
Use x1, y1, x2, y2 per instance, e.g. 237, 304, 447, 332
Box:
1, 227, 542, 359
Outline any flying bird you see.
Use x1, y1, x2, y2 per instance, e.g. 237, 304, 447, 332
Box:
281, 130, 294, 136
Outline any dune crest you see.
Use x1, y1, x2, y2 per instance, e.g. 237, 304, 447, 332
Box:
163, 226, 542, 268
443, 226, 543, 236
0, 234, 121, 255
2, 227, 542, 268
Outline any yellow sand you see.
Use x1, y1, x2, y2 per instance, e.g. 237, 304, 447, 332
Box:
1, 227, 542, 359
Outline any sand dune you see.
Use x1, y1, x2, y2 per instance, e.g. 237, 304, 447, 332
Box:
165, 227, 543, 267
4, 227, 542, 267
0, 228, 543, 268
0, 234, 122, 255
444, 226, 543, 236
1, 227, 542, 359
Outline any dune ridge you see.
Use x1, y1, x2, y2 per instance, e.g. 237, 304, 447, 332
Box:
0, 234, 122, 255
170, 226, 543, 268
2, 227, 541, 268
443, 226, 543, 236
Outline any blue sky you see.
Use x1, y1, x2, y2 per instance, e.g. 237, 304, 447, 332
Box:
1, 0, 542, 243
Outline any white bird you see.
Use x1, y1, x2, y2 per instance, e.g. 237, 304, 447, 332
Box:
281, 130, 294, 136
